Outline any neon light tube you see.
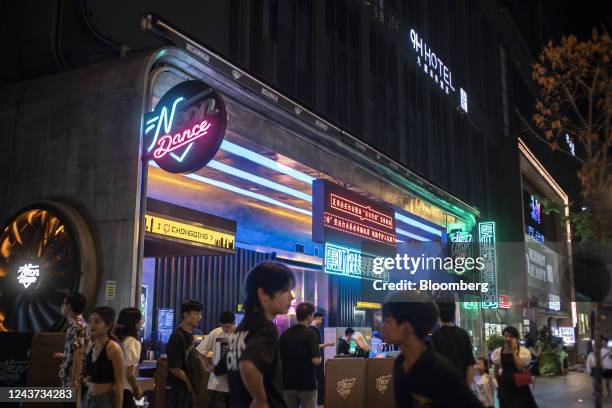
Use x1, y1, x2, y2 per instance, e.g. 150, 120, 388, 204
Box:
395, 212, 443, 236
207, 160, 312, 202
395, 227, 429, 242
220, 140, 315, 184
148, 161, 312, 216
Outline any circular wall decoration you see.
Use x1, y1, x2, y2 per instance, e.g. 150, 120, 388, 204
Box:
144, 80, 228, 173
0, 202, 98, 332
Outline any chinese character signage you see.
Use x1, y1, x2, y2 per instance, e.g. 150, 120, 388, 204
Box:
523, 191, 549, 244
144, 80, 227, 173
313, 179, 396, 255
478, 222, 498, 309
324, 243, 388, 282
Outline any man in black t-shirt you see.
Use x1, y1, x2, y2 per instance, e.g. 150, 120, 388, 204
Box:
226, 262, 295, 408
166, 300, 203, 408
431, 300, 476, 386
280, 303, 321, 408
309, 312, 334, 407
382, 293, 484, 408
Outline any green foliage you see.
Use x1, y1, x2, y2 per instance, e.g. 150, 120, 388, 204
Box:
538, 195, 610, 242
486, 334, 505, 352
538, 343, 562, 376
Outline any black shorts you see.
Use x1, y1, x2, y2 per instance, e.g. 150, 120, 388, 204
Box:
604, 369, 612, 379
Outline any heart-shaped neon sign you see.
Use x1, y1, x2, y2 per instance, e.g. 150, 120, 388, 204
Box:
144, 80, 227, 173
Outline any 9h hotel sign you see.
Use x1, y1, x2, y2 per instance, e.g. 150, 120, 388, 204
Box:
313, 179, 396, 255
144, 80, 227, 173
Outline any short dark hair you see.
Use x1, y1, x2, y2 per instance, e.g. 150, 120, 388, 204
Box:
436, 300, 456, 323
296, 302, 315, 321
477, 357, 489, 370
244, 262, 295, 312
219, 311, 236, 324
345, 327, 355, 336
64, 291, 86, 314
382, 293, 438, 339
180, 300, 203, 319
115, 307, 142, 341
502, 326, 520, 339
313, 312, 324, 319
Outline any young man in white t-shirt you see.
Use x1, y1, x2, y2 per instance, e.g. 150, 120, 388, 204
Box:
197, 311, 236, 408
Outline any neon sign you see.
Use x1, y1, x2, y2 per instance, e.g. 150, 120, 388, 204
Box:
479, 222, 498, 309
409, 29, 468, 113
530, 195, 542, 224
565, 134, 576, 156
330, 194, 393, 229
498, 294, 511, 309
144, 80, 227, 173
324, 243, 388, 282
17, 263, 40, 289
527, 226, 545, 244
313, 179, 396, 253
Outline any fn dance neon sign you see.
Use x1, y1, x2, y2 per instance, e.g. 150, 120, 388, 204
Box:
144, 80, 227, 174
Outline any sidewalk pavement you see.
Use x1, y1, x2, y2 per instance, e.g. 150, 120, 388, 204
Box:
531, 371, 612, 407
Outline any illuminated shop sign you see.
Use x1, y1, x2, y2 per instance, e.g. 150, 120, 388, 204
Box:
498, 294, 511, 309
355, 301, 382, 310
525, 236, 561, 311
16, 263, 41, 290
530, 195, 542, 224
144, 213, 234, 251
557, 326, 575, 345
144, 80, 227, 173
409, 29, 468, 113
448, 229, 473, 275
527, 226, 545, 244
548, 294, 561, 311
565, 134, 576, 156
324, 243, 389, 282
313, 179, 396, 254
478, 222, 498, 309
523, 191, 546, 244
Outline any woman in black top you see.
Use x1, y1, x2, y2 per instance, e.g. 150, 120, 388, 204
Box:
491, 326, 537, 408
84, 306, 124, 408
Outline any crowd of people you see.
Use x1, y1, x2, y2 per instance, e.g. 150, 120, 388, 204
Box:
57, 261, 548, 407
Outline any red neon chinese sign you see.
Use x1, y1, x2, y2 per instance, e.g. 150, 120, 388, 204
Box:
498, 294, 511, 309
313, 179, 396, 252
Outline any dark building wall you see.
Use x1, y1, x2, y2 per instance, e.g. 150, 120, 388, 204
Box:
0, 0, 582, 226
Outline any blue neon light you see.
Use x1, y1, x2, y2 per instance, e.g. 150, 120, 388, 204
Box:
220, 141, 315, 184
149, 161, 312, 216
395, 227, 429, 242
145, 97, 185, 153
395, 212, 442, 236
207, 160, 312, 202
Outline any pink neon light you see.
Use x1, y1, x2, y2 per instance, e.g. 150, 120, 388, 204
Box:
329, 194, 394, 229
152, 120, 212, 159
323, 212, 396, 246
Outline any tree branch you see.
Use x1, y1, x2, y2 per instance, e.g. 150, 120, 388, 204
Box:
515, 107, 586, 164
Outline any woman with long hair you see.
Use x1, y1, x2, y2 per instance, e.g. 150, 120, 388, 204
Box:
115, 308, 143, 408
84, 306, 124, 407
491, 326, 537, 408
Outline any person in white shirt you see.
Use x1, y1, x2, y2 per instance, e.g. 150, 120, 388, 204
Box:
115, 307, 143, 408
586, 337, 612, 396
197, 311, 236, 408
472, 357, 497, 408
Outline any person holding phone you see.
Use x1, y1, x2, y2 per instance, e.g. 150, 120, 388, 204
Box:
491, 327, 537, 408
